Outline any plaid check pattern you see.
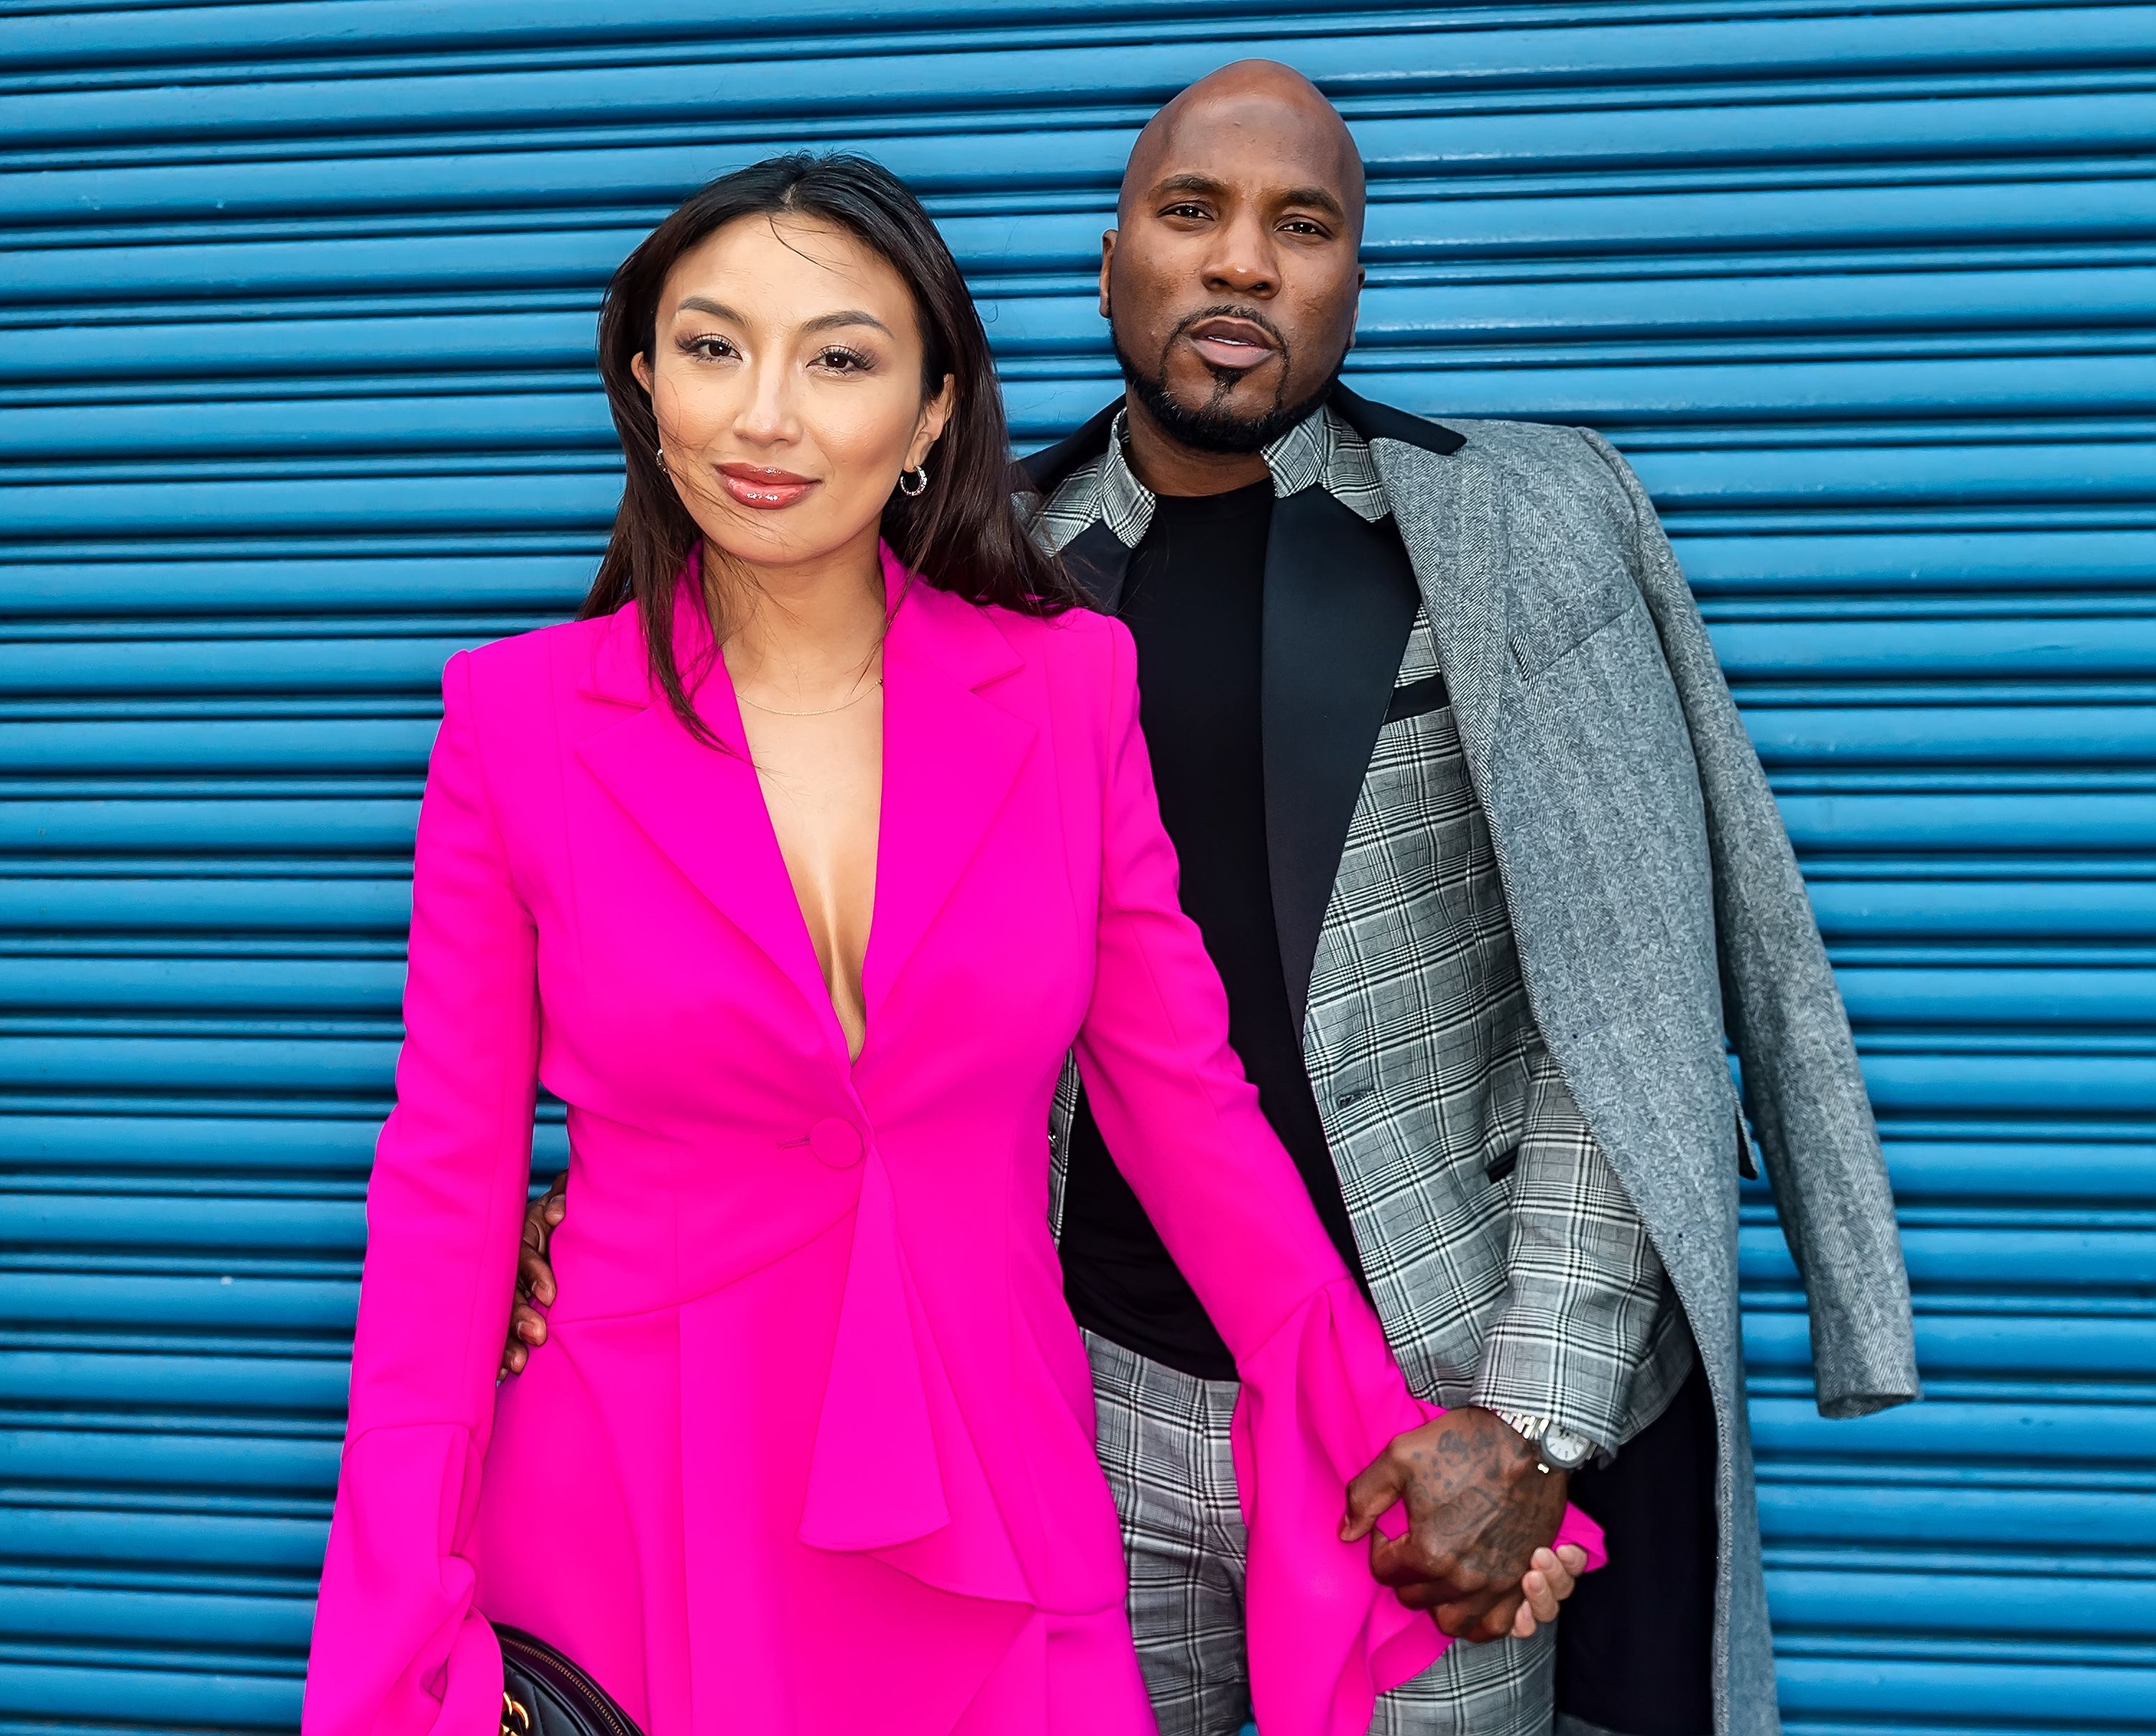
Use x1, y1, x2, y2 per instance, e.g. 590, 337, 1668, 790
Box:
1300, 694, 1690, 1446
1029, 403, 1388, 554
1041, 402, 1690, 1732
1086, 1328, 1560, 1736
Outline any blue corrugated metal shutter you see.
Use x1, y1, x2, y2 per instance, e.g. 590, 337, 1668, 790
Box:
3, 4, 2150, 1729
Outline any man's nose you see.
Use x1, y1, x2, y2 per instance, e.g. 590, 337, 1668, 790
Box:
1201, 211, 1279, 297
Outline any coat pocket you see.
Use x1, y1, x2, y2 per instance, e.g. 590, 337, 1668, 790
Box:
1510, 567, 1636, 679
1732, 1095, 1761, 1180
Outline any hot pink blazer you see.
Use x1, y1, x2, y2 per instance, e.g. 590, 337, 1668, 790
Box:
303, 546, 1602, 1736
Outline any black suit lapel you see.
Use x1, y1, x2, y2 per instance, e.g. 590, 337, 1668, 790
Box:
1056, 518, 1135, 614
1014, 398, 1135, 611
1263, 486, 1423, 1030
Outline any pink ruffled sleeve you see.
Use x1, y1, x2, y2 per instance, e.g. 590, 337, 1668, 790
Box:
1074, 617, 1606, 1736
1232, 1283, 1607, 1735
303, 652, 538, 1735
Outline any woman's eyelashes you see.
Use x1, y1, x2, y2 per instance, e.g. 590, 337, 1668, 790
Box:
811, 344, 876, 375
670, 332, 877, 376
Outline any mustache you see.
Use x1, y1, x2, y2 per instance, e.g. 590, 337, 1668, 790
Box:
1171, 303, 1290, 354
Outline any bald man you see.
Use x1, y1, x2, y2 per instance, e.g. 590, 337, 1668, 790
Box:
1015, 60, 1915, 1736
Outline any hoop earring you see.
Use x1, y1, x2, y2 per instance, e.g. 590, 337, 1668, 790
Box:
898, 463, 929, 498
655, 445, 669, 474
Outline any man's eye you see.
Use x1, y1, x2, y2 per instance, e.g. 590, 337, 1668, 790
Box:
1162, 203, 1210, 220
1282, 219, 1328, 237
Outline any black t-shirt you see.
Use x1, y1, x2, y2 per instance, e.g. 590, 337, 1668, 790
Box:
1060, 479, 1368, 1380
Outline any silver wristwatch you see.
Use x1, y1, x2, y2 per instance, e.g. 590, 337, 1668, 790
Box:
1490, 1408, 1596, 1474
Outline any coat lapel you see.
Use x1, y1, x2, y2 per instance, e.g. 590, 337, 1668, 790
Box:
1056, 518, 1135, 614
1262, 484, 1422, 1029
1368, 434, 1508, 796
575, 551, 1039, 1060
862, 558, 1036, 1032
573, 571, 837, 1036
1015, 399, 1135, 612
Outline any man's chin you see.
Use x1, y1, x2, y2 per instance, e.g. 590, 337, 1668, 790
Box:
1141, 385, 1325, 455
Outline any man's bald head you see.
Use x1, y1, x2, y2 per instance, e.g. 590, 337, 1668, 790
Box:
1100, 60, 1367, 469
1119, 60, 1365, 236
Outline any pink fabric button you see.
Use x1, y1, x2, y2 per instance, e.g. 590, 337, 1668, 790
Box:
808, 1117, 865, 1169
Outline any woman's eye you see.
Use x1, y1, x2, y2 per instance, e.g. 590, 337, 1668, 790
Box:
681, 334, 738, 361
814, 346, 874, 375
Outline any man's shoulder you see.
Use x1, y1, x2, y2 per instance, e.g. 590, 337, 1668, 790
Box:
1366, 410, 1636, 546
1370, 408, 1608, 486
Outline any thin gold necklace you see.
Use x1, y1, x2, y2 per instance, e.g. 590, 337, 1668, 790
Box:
737, 675, 883, 719
730, 588, 894, 720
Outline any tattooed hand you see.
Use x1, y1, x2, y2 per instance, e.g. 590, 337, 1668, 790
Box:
498, 1172, 566, 1379
1340, 1406, 1572, 1642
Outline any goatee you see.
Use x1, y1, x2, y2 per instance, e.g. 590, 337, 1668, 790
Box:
1111, 323, 1339, 455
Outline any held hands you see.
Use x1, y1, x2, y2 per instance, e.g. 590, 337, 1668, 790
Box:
1342, 1407, 1580, 1642
499, 1173, 567, 1379
500, 1180, 1585, 1638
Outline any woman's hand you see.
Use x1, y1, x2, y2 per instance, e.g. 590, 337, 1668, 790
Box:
497, 1175, 567, 1378
1514, 1543, 1590, 1638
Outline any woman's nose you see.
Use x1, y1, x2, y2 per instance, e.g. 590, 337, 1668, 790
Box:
734, 362, 801, 446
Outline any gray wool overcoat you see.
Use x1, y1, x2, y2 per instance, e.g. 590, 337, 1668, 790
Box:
1369, 410, 1921, 1732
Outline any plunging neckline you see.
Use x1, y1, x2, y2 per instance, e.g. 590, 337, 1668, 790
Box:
719, 634, 888, 1072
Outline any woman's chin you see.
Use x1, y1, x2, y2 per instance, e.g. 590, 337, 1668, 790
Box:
697, 511, 880, 577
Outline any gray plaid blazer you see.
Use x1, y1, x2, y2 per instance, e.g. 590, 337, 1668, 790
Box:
1022, 387, 1919, 1736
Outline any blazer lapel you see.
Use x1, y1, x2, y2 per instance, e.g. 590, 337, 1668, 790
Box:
864, 564, 1036, 1031
1013, 398, 1135, 612
1056, 518, 1135, 613
1370, 436, 1509, 794
573, 584, 836, 1034
1262, 485, 1422, 1028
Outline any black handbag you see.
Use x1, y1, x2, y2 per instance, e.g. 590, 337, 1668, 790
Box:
497, 1624, 644, 1736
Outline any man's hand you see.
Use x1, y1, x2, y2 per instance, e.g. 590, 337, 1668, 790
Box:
1341, 1406, 1574, 1641
498, 1174, 566, 1379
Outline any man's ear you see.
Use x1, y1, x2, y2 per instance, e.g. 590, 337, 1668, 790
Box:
1098, 230, 1116, 320
1348, 265, 1366, 352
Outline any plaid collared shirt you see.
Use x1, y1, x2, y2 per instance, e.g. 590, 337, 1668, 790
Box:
1030, 403, 1388, 553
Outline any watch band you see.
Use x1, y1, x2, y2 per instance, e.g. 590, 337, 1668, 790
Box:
1489, 1407, 1596, 1472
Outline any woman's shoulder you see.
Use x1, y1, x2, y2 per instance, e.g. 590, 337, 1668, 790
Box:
450, 607, 624, 710
967, 594, 1128, 675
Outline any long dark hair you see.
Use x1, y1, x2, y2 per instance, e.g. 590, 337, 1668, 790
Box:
584, 152, 1077, 731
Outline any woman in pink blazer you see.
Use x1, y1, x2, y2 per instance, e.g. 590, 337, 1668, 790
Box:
303, 155, 1600, 1736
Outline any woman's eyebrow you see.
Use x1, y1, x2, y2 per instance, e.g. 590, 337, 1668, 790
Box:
800, 309, 893, 337
671, 299, 891, 339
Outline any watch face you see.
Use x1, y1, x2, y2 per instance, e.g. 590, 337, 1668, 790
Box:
1543, 1430, 1594, 1471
